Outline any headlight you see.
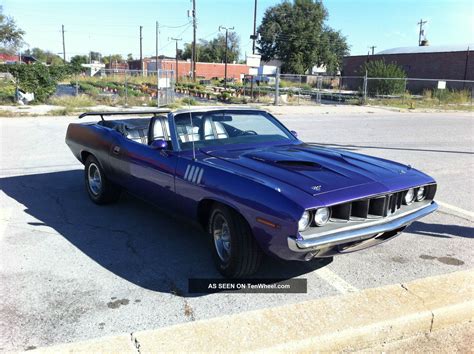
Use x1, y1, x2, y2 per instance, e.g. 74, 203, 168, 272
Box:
314, 207, 330, 226
404, 188, 415, 205
298, 211, 311, 231
416, 186, 426, 201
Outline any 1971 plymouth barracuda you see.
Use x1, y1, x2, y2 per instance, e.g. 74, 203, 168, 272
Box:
66, 107, 438, 277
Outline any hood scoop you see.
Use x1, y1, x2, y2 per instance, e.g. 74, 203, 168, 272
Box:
275, 160, 322, 170
249, 154, 323, 170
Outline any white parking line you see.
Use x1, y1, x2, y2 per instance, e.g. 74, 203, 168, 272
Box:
437, 200, 474, 220
315, 267, 358, 294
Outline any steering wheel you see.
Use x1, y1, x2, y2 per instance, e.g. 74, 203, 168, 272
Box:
242, 130, 258, 135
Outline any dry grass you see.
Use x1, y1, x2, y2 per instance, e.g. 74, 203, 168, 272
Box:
48, 94, 97, 108
0, 109, 18, 117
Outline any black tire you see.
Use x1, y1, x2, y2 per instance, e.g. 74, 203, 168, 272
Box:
84, 155, 121, 204
209, 204, 263, 278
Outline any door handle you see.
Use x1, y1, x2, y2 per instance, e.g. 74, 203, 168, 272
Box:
112, 146, 121, 155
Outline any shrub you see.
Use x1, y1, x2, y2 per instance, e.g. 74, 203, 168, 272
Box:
218, 91, 231, 102
0, 63, 71, 102
0, 81, 15, 103
361, 60, 406, 96
181, 97, 197, 105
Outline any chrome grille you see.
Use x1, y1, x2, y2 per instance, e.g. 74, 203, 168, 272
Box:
329, 185, 436, 222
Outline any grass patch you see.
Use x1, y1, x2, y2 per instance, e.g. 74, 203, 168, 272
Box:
0, 109, 17, 117
162, 98, 201, 110
368, 98, 473, 111
49, 94, 97, 108
46, 107, 88, 116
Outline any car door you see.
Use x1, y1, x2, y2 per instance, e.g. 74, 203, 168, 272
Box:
110, 117, 178, 207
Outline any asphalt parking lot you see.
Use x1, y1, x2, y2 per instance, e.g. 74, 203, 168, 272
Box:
0, 107, 473, 351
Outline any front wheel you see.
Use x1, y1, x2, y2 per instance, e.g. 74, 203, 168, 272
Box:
209, 204, 262, 278
84, 155, 121, 204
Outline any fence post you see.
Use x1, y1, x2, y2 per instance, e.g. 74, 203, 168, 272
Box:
156, 69, 160, 107
274, 68, 280, 106
363, 70, 368, 104
75, 74, 78, 96
316, 76, 322, 104
125, 70, 128, 106
298, 75, 301, 105
14, 73, 19, 103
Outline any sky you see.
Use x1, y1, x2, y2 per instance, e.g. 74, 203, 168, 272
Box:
3, 0, 474, 61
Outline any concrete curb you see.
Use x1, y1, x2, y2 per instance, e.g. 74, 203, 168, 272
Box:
33, 269, 473, 353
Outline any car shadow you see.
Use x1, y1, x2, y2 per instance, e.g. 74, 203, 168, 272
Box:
0, 170, 330, 297
407, 221, 474, 239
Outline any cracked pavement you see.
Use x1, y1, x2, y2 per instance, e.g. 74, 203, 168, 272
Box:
0, 109, 473, 351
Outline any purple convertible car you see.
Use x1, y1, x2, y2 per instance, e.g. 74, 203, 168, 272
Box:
66, 107, 437, 277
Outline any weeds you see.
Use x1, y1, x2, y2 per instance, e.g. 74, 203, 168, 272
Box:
48, 94, 96, 108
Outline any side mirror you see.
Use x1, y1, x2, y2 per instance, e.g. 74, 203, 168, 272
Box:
290, 130, 298, 138
150, 139, 168, 150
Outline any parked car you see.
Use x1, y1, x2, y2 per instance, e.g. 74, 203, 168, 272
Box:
66, 108, 437, 277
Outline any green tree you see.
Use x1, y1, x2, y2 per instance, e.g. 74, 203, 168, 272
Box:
89, 51, 101, 62
102, 54, 124, 65
23, 47, 63, 65
0, 6, 24, 52
361, 60, 406, 95
257, 0, 349, 74
182, 32, 240, 63
70, 55, 88, 73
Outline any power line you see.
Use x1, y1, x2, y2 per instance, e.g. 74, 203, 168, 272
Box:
158, 23, 192, 52
200, 30, 219, 40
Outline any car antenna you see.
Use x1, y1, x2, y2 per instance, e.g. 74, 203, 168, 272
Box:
188, 102, 196, 161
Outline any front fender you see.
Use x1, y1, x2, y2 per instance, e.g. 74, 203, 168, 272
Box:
174, 154, 305, 258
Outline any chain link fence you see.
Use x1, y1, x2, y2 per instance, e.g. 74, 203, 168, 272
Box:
70, 68, 176, 107
2, 66, 472, 110
237, 73, 473, 109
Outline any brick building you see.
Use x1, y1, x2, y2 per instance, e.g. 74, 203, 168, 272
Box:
128, 58, 249, 81
342, 44, 473, 91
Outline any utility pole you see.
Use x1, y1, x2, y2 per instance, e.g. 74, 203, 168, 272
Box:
156, 21, 159, 105
170, 37, 182, 82
139, 25, 143, 74
250, 0, 258, 101
417, 19, 427, 46
219, 25, 234, 89
369, 46, 376, 55
192, 0, 197, 81
61, 24, 66, 62
251, 0, 258, 54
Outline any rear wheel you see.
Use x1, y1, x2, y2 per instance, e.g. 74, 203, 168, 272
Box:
84, 155, 121, 204
209, 204, 262, 278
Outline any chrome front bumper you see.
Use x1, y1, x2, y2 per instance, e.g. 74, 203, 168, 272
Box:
288, 201, 438, 253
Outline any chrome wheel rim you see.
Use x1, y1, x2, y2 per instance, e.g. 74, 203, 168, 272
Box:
88, 163, 102, 196
212, 214, 231, 262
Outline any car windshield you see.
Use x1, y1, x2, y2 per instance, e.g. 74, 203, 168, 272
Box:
173, 111, 295, 150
